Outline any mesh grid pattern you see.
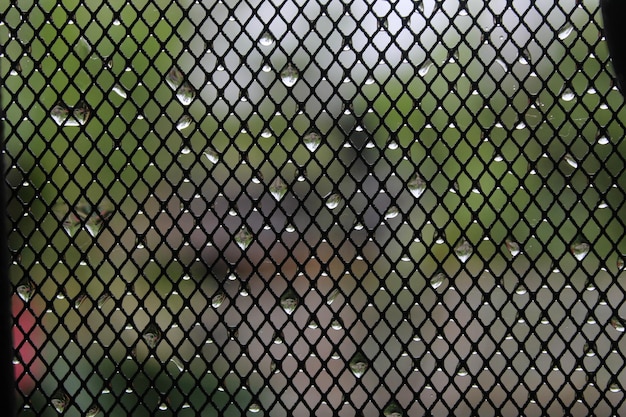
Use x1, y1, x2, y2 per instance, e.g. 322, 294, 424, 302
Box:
2, 0, 626, 416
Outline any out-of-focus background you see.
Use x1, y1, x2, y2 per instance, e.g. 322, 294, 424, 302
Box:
2, 0, 626, 415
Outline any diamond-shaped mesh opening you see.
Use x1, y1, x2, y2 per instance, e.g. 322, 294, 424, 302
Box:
2, 0, 626, 416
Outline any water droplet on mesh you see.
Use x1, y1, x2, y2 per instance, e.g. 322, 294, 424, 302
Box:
142, 324, 161, 348
456, 364, 469, 376
158, 403, 168, 411
518, 48, 532, 65
54, 203, 81, 236
285, 223, 295, 233
492, 57, 508, 73
165, 67, 195, 105
248, 403, 262, 413
212, 291, 226, 308
269, 177, 288, 201
596, 131, 610, 145
331, 318, 343, 330
558, 23, 574, 40
418, 59, 434, 77
280, 63, 299, 87
84, 200, 114, 237
16, 278, 35, 302
384, 206, 400, 220
407, 174, 426, 198
204, 148, 219, 164
170, 356, 184, 372
327, 288, 340, 305
97, 291, 112, 308
609, 382, 622, 393
303, 130, 322, 152
610, 316, 625, 332
430, 271, 446, 290
585, 277, 596, 291
51, 389, 70, 413
51, 102, 91, 126
387, 139, 399, 150
454, 238, 473, 263
349, 351, 369, 378
176, 115, 192, 130
560, 87, 575, 102
261, 128, 272, 138
325, 193, 343, 210
365, 76, 376, 85
383, 401, 403, 417
583, 342, 596, 357
505, 238, 520, 257
416, 1, 425, 13
273, 330, 284, 344
618, 257, 625, 270
330, 350, 341, 360
74, 293, 87, 309
570, 237, 589, 261
234, 226, 253, 250
564, 153, 578, 169
85, 404, 101, 417
308, 319, 319, 329
112, 83, 127, 99
515, 284, 528, 295
259, 31, 275, 47
280, 288, 299, 315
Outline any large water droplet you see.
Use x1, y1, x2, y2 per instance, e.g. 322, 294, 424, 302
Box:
51, 102, 91, 126
259, 31, 275, 47
456, 363, 469, 376
84, 200, 114, 237
505, 238, 520, 257
74, 293, 87, 309
248, 403, 262, 413
176, 115, 192, 130
454, 238, 473, 263
407, 174, 426, 198
561, 87, 575, 102
97, 291, 112, 308
16, 278, 35, 302
383, 401, 403, 417
564, 153, 578, 169
212, 291, 226, 308
430, 271, 446, 290
303, 130, 322, 152
280, 287, 299, 315
349, 351, 369, 378
204, 148, 219, 164
384, 206, 400, 220
596, 131, 610, 145
85, 404, 101, 417
269, 177, 288, 201
53, 203, 81, 236
325, 193, 343, 210
234, 226, 253, 250
558, 23, 574, 40
170, 356, 184, 372
143, 324, 161, 348
273, 330, 284, 344
518, 47, 532, 65
280, 63, 299, 87
327, 288, 340, 305
51, 389, 70, 413
570, 237, 589, 261
165, 67, 195, 105
331, 318, 343, 330
418, 59, 434, 77
583, 342, 596, 357
112, 83, 127, 99
610, 316, 625, 332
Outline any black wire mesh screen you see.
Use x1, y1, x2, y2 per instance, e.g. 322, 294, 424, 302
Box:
2, 0, 626, 416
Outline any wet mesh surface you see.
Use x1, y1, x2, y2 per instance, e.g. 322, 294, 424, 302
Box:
2, 0, 626, 416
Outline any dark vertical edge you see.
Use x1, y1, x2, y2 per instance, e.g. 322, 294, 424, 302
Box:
0, 102, 16, 415
601, 0, 626, 96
